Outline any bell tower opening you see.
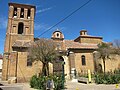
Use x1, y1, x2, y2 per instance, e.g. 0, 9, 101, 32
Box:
20, 8, 24, 18
18, 22, 24, 34
13, 7, 17, 18
27, 9, 31, 19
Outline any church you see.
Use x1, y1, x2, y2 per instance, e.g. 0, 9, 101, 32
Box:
2, 3, 120, 82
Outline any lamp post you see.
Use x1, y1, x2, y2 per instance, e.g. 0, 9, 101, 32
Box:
62, 61, 65, 89
15, 52, 18, 83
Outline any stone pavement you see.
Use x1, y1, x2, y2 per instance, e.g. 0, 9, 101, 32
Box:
0, 81, 36, 90
65, 81, 120, 90
0, 80, 120, 90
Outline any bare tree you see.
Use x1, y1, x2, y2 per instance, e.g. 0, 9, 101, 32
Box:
28, 38, 58, 76
114, 39, 120, 55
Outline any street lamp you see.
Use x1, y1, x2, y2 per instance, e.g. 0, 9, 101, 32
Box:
62, 61, 65, 89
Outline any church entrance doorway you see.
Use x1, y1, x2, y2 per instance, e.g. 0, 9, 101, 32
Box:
53, 56, 64, 75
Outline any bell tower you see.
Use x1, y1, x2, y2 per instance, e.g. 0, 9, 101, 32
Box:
4, 3, 36, 52
51, 29, 64, 41
2, 3, 36, 81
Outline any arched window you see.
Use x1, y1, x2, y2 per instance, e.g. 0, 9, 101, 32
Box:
81, 55, 86, 65
18, 22, 24, 34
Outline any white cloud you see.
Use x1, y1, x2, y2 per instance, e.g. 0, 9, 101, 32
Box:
34, 22, 66, 33
0, 17, 7, 29
36, 7, 52, 13
34, 23, 49, 31
36, 5, 42, 9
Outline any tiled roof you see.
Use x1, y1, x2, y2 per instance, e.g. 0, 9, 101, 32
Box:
0, 54, 3, 59
12, 40, 32, 48
64, 40, 98, 49
28, 38, 98, 50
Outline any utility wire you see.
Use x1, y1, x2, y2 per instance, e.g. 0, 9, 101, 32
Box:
37, 0, 92, 37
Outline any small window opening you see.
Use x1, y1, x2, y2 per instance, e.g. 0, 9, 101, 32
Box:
18, 23, 24, 34
13, 7, 17, 18
84, 32, 86, 35
27, 9, 31, 19
25, 27, 29, 34
57, 33, 59, 37
81, 55, 86, 65
57, 44, 61, 50
27, 56, 32, 66
20, 8, 24, 18
13, 26, 16, 33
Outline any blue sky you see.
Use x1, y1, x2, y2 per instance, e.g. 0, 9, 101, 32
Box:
0, 0, 120, 54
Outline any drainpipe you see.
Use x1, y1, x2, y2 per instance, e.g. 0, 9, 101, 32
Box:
15, 51, 18, 83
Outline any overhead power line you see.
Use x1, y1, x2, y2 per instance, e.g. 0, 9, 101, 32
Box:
37, 0, 92, 37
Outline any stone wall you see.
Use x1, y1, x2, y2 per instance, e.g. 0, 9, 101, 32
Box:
80, 37, 102, 44
75, 52, 94, 75
95, 55, 120, 72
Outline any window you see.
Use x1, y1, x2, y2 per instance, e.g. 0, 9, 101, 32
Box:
27, 9, 31, 19
27, 56, 32, 66
13, 26, 16, 33
25, 27, 29, 34
13, 7, 17, 17
18, 22, 24, 34
20, 8, 24, 18
84, 32, 86, 35
57, 33, 59, 37
56, 33, 60, 38
81, 55, 86, 65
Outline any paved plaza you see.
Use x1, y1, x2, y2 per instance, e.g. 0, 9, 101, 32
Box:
0, 80, 120, 90
65, 81, 120, 90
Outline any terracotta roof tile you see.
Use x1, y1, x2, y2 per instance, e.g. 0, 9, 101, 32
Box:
12, 40, 32, 47
64, 40, 98, 49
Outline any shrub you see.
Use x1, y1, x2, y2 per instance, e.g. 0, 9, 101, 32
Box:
30, 75, 39, 89
95, 69, 120, 84
53, 75, 64, 90
30, 75, 46, 89
30, 74, 65, 90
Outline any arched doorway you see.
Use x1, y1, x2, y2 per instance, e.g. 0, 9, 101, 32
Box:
97, 64, 103, 73
53, 56, 64, 74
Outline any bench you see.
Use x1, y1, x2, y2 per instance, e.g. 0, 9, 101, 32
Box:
78, 77, 89, 84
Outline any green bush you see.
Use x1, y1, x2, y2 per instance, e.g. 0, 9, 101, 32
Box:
52, 75, 64, 90
30, 75, 39, 89
30, 74, 65, 90
30, 75, 46, 89
95, 69, 120, 84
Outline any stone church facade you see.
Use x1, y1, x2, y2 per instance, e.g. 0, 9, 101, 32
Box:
2, 3, 120, 82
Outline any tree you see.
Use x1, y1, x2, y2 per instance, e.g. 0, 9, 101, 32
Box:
113, 39, 120, 55
28, 38, 58, 76
96, 42, 112, 75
